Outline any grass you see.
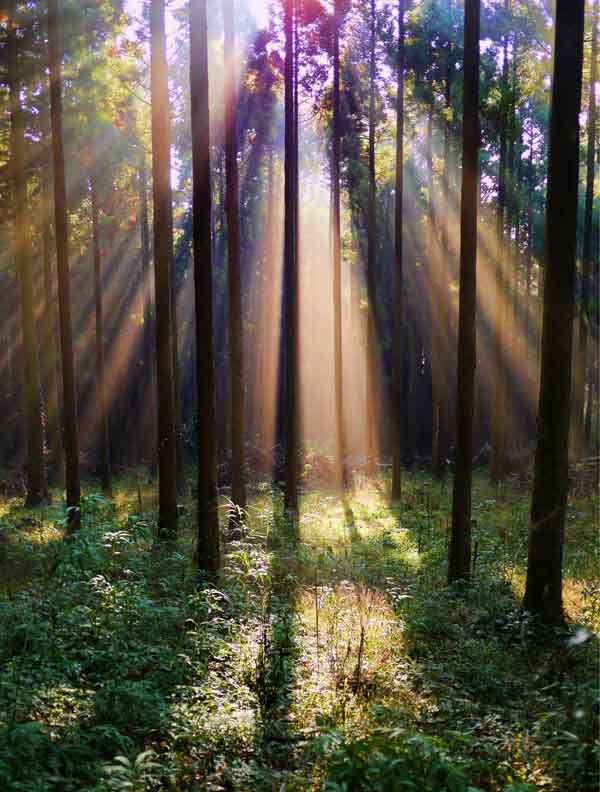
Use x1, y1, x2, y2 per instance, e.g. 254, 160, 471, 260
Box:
0, 471, 597, 791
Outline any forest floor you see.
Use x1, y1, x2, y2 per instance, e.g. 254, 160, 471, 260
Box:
0, 470, 598, 792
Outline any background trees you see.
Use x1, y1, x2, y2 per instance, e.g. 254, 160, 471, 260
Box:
0, 5, 597, 789
7, 0, 47, 506
0, 0, 595, 615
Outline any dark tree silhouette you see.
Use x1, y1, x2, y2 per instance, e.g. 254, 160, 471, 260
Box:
490, 0, 510, 485
284, 0, 299, 516
89, 163, 111, 493
7, 0, 47, 506
41, 173, 63, 488
190, 0, 220, 573
138, 153, 157, 473
524, 0, 585, 625
573, 0, 597, 460
224, 0, 246, 520
150, 0, 178, 537
365, 0, 378, 475
391, 0, 405, 503
448, 0, 480, 584
48, 0, 81, 527
332, 0, 348, 490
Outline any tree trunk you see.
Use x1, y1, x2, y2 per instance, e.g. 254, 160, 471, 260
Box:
490, 0, 510, 485
407, 317, 418, 461
366, 0, 378, 475
332, 0, 348, 490
523, 0, 585, 625
139, 153, 157, 476
573, 0, 598, 459
504, 38, 518, 445
448, 0, 480, 584
89, 167, 111, 493
391, 0, 405, 502
8, 1, 47, 507
41, 181, 63, 488
190, 0, 220, 573
525, 119, 536, 441
427, 101, 446, 481
224, 0, 246, 519
48, 0, 81, 527
150, 0, 178, 537
258, 147, 276, 465
171, 264, 186, 495
283, 0, 299, 516
437, 71, 453, 477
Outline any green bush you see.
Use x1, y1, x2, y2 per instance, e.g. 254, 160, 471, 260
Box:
317, 728, 484, 792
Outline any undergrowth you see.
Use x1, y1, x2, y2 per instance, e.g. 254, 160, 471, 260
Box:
0, 472, 597, 791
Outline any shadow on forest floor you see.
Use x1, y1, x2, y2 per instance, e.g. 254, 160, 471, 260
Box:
0, 474, 597, 792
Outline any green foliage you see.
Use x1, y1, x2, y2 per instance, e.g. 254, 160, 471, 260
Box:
317, 728, 483, 792
0, 475, 597, 790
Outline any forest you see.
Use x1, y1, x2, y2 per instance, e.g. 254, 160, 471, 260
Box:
0, 0, 598, 789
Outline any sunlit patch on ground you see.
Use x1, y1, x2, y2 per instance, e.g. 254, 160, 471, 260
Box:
293, 582, 409, 727
0, 475, 597, 790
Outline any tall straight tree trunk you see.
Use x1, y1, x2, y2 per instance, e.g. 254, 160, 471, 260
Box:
48, 0, 80, 527
150, 0, 178, 537
89, 167, 111, 493
365, 0, 378, 475
427, 101, 445, 480
224, 0, 246, 517
332, 0, 348, 489
448, 0, 480, 584
190, 0, 220, 573
171, 261, 186, 495
504, 40, 518, 444
258, 147, 276, 461
523, 0, 585, 625
391, 0, 405, 502
490, 0, 510, 484
437, 70, 453, 476
524, 121, 538, 444
41, 181, 63, 487
585, 371, 596, 452
139, 154, 157, 475
8, 1, 47, 507
407, 318, 418, 459
283, 0, 299, 516
573, 0, 598, 459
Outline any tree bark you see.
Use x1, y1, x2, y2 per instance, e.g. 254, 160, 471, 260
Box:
48, 0, 81, 527
171, 263, 186, 495
150, 0, 178, 537
391, 0, 405, 502
283, 0, 299, 516
490, 0, 510, 485
366, 0, 378, 475
224, 0, 246, 519
190, 0, 220, 573
332, 0, 348, 490
41, 180, 63, 488
427, 101, 446, 481
448, 0, 480, 584
523, 0, 585, 625
139, 153, 157, 475
90, 166, 111, 493
8, 0, 47, 507
573, 0, 598, 459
